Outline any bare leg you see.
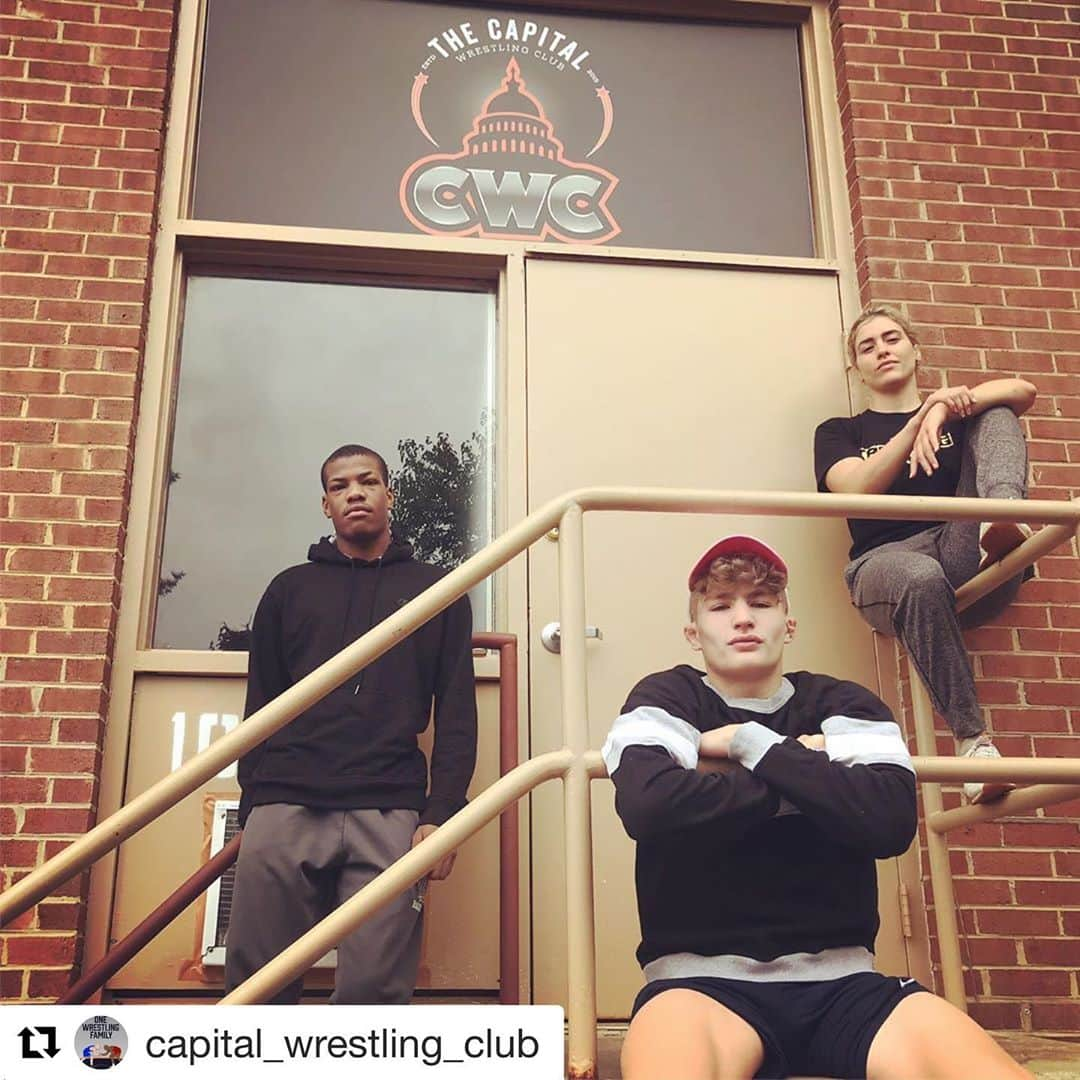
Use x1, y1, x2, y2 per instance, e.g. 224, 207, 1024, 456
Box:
867, 992, 1032, 1080
621, 988, 765, 1080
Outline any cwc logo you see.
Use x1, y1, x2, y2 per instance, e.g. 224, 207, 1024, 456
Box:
400, 59, 620, 244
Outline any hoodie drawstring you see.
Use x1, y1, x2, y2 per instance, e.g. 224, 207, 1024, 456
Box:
354, 556, 383, 694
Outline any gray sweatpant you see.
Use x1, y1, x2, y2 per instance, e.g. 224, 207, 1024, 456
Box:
224, 804, 423, 1004
843, 407, 1029, 741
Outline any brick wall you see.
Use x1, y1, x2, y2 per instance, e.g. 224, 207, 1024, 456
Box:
831, 0, 1080, 1039
0, 0, 175, 1000
1, 0, 1076, 1030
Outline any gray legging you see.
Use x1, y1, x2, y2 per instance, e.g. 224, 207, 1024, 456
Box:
843, 406, 1029, 741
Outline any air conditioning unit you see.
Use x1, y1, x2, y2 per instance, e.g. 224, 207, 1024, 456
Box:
200, 798, 336, 968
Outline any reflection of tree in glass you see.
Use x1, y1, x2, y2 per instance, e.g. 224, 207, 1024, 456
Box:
210, 620, 251, 651
200, 425, 486, 652
158, 569, 186, 597
158, 470, 185, 598
393, 426, 486, 568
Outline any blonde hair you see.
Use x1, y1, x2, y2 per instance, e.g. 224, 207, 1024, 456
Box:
689, 554, 788, 618
845, 304, 920, 370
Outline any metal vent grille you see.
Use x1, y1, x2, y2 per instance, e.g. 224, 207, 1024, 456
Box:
211, 804, 241, 950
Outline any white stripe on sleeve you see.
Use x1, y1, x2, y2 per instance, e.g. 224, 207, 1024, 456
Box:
601, 706, 702, 775
822, 715, 915, 773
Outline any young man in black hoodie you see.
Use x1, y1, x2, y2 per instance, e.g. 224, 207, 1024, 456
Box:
604, 535, 1029, 1079
224, 444, 477, 1004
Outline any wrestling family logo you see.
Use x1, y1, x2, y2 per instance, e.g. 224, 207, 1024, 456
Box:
400, 17, 619, 244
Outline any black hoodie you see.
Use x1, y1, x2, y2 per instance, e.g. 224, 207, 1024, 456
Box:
236, 536, 477, 827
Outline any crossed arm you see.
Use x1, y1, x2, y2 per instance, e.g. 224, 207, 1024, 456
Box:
824, 377, 1036, 492
604, 712, 917, 858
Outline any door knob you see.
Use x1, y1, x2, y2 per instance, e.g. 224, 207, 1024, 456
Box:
540, 622, 602, 654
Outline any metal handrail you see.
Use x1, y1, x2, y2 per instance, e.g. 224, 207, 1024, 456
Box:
50, 633, 521, 1006
3, 488, 1075, 924
219, 750, 574, 1003
57, 834, 243, 1005
2, 487, 1078, 1078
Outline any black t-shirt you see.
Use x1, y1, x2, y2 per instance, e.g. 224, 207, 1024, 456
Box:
814, 408, 967, 559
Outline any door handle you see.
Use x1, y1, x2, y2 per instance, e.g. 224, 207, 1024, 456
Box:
540, 622, 602, 654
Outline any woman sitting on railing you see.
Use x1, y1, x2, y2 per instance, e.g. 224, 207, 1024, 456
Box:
814, 304, 1037, 804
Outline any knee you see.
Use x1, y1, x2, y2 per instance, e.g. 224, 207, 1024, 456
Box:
899, 556, 951, 598
969, 404, 1024, 441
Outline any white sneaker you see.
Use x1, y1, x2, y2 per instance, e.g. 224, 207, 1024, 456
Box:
979, 521, 1032, 572
961, 738, 1013, 804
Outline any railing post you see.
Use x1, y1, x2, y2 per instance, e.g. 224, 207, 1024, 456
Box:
558, 503, 599, 1079
909, 663, 967, 1011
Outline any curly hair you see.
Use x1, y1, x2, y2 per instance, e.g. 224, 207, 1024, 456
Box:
689, 554, 788, 617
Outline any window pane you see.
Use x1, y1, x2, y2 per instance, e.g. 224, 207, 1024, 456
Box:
153, 277, 494, 649
193, 0, 814, 257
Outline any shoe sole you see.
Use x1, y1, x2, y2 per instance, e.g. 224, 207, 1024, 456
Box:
965, 780, 1015, 805
979, 522, 1032, 572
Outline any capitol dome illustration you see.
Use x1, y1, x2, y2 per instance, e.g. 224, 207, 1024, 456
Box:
463, 58, 564, 160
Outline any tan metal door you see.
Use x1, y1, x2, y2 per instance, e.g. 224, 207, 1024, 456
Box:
108, 672, 501, 993
524, 255, 916, 1016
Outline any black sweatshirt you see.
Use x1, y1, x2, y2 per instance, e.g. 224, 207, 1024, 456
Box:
603, 666, 917, 969
237, 536, 477, 827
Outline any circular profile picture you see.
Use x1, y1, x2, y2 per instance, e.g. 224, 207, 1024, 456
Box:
74, 1015, 128, 1069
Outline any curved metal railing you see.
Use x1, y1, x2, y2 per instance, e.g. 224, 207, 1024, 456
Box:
2, 488, 1078, 1078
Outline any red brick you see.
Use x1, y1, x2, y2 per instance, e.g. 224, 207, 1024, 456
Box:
26, 968, 75, 1000
4, 656, 63, 682
0, 629, 34, 653
6, 935, 76, 967
72, 605, 113, 630
0, 776, 49, 804
963, 936, 1019, 965
969, 1002, 1025, 1031
954, 877, 1012, 905
10, 494, 81, 521
0, 365, 60, 395
0, 688, 39, 716
59, 472, 125, 497
26, 745, 99, 773
63, 371, 135, 396
59, 124, 124, 151
56, 716, 102, 744
1002, 822, 1080, 849
26, 395, 95, 420
50, 777, 94, 804
43, 254, 109, 277
63, 658, 107, 684
20, 807, 94, 835
989, 969, 1072, 997
50, 523, 119, 548
1030, 1003, 1080, 1031
33, 631, 109, 657
1025, 938, 1080, 966
0, 321, 66, 345
54, 420, 132, 445
0, 274, 77, 300
36, 901, 83, 932
30, 346, 98, 371
16, 445, 86, 469
0, 839, 39, 868
62, 23, 137, 47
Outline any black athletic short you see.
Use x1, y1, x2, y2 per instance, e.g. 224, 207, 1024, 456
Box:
631, 971, 928, 1079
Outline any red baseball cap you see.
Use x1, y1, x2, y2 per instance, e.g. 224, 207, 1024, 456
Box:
688, 534, 789, 589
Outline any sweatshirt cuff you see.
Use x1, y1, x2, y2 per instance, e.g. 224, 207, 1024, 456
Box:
729, 722, 785, 772
420, 798, 462, 827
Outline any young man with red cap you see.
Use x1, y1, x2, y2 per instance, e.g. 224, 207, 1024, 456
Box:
602, 535, 1029, 1080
